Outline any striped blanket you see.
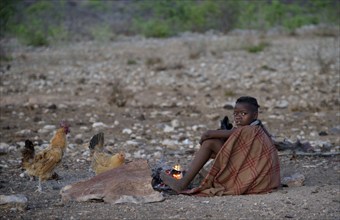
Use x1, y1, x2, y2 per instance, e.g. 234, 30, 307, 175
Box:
184, 125, 280, 196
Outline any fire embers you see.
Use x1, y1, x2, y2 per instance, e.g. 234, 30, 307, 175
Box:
151, 164, 184, 192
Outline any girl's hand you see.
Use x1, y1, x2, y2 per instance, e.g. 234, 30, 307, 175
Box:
199, 131, 211, 145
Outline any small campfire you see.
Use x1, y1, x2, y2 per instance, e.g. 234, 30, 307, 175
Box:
166, 164, 183, 180
151, 163, 184, 192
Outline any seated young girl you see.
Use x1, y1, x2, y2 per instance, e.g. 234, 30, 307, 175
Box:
161, 96, 281, 196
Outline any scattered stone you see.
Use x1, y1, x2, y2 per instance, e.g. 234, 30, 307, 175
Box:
0, 194, 28, 211
181, 139, 192, 145
125, 140, 139, 147
282, 173, 305, 187
0, 143, 9, 155
47, 104, 57, 110
171, 119, 180, 128
15, 129, 32, 136
162, 139, 178, 150
43, 125, 57, 130
329, 126, 340, 135
133, 150, 146, 158
163, 125, 174, 133
38, 125, 56, 134
75, 138, 83, 145
122, 128, 132, 135
318, 131, 328, 136
206, 113, 220, 120
92, 122, 107, 128
137, 114, 146, 121
311, 187, 319, 194
80, 126, 90, 131
275, 100, 289, 109
33, 116, 42, 122
58, 104, 68, 109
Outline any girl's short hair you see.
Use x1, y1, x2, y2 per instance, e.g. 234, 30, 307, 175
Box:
236, 96, 260, 110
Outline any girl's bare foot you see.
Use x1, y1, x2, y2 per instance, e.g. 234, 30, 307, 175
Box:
160, 172, 186, 193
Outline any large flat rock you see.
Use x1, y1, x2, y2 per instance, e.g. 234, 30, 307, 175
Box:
60, 160, 164, 204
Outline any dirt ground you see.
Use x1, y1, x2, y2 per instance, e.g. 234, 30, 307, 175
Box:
0, 33, 339, 219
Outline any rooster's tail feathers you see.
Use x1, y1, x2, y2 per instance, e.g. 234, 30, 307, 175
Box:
21, 139, 35, 165
89, 132, 104, 152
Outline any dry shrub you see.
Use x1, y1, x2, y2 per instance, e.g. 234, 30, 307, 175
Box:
183, 39, 208, 59
315, 41, 335, 75
154, 62, 185, 72
107, 81, 127, 107
183, 35, 270, 59
145, 56, 184, 72
145, 57, 163, 67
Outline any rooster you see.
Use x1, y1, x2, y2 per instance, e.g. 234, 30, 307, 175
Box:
89, 132, 125, 175
21, 121, 70, 192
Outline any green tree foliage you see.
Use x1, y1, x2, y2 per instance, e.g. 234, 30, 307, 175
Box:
133, 0, 238, 37
7, 0, 68, 46
0, 0, 19, 37
237, 0, 339, 31
1, 0, 338, 45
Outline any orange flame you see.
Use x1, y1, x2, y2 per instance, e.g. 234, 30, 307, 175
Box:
173, 164, 181, 171
172, 164, 182, 180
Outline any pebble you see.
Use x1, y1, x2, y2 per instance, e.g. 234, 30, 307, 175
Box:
16, 129, 32, 135
38, 125, 57, 134
74, 134, 84, 144
125, 140, 139, 146
0, 164, 9, 168
43, 125, 57, 130
181, 139, 192, 145
318, 131, 328, 136
74, 138, 83, 145
282, 173, 305, 187
192, 125, 206, 131
82, 151, 90, 157
275, 100, 289, 109
162, 139, 179, 149
80, 126, 90, 131
92, 122, 107, 128
171, 119, 180, 128
163, 125, 175, 133
0, 143, 10, 154
153, 151, 162, 159
122, 128, 132, 135
133, 150, 145, 158
16, 142, 25, 148
206, 113, 220, 120
329, 126, 340, 135
58, 104, 68, 109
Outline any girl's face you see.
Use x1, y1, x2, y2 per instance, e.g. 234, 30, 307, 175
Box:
233, 103, 258, 127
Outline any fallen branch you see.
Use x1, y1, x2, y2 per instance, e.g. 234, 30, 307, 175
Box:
278, 151, 340, 157
273, 139, 313, 152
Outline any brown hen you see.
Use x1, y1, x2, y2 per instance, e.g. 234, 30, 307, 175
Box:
21, 121, 70, 192
89, 132, 125, 175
